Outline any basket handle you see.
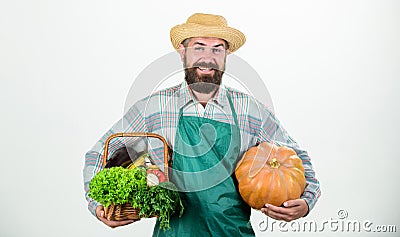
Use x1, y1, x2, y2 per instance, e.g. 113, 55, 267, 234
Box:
102, 132, 170, 181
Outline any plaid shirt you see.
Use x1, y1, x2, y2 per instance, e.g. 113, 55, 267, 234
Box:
83, 81, 321, 216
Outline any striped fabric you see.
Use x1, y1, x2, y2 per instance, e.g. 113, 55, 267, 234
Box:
83, 81, 321, 217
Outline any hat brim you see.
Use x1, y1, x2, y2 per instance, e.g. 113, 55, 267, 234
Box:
170, 23, 246, 53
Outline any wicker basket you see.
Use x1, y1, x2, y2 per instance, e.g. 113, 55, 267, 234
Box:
102, 132, 170, 221
104, 203, 140, 221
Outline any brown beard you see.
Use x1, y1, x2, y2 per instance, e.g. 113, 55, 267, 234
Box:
184, 62, 224, 94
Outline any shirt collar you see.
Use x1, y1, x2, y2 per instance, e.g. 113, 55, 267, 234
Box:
212, 85, 228, 108
177, 81, 229, 109
177, 81, 194, 109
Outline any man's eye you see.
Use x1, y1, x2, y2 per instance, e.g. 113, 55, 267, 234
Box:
194, 47, 205, 51
212, 48, 222, 54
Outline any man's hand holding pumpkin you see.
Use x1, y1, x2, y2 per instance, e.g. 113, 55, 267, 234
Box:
261, 199, 309, 222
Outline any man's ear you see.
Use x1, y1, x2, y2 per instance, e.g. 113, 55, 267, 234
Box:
178, 44, 185, 62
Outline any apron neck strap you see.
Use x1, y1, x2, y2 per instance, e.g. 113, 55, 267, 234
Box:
226, 91, 239, 127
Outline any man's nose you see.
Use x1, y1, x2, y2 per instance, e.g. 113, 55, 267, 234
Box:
200, 49, 215, 63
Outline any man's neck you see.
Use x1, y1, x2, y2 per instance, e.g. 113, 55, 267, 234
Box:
191, 89, 217, 108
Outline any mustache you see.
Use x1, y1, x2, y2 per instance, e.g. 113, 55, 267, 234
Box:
190, 61, 220, 70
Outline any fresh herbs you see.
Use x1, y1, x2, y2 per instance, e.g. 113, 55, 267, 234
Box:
136, 182, 184, 230
88, 167, 184, 230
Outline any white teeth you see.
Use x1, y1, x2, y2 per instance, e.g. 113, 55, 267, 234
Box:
199, 67, 212, 71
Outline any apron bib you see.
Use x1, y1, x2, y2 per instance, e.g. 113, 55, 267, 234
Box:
153, 93, 254, 237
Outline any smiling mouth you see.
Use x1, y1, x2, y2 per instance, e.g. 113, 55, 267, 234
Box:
197, 67, 214, 74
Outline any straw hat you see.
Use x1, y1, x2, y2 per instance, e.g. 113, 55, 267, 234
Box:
170, 13, 246, 53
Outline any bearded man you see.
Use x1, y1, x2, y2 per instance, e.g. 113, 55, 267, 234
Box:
84, 13, 321, 236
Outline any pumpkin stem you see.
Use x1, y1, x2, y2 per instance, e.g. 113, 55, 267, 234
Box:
269, 158, 280, 169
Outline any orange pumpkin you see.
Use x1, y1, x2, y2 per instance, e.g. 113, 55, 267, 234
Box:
235, 142, 306, 209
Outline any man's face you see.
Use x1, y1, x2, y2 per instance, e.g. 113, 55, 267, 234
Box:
179, 37, 228, 93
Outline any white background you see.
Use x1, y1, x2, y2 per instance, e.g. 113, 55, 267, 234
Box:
1, 0, 399, 236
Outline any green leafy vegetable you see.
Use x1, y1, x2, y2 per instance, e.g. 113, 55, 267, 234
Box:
88, 167, 184, 230
88, 167, 147, 208
136, 182, 184, 230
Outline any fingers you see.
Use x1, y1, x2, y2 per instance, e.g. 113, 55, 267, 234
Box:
99, 216, 135, 228
261, 204, 295, 222
261, 199, 308, 222
95, 205, 135, 228
282, 199, 303, 208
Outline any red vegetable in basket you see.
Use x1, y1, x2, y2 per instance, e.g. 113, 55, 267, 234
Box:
147, 165, 166, 186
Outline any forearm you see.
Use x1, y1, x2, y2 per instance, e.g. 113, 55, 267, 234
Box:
293, 147, 321, 212
83, 119, 124, 217
83, 149, 103, 216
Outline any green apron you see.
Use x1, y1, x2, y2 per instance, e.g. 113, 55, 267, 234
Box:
153, 93, 254, 237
